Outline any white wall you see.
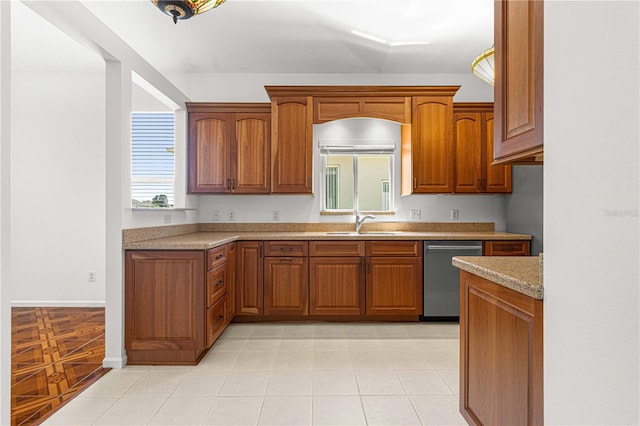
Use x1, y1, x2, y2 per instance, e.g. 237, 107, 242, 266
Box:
506, 166, 543, 255
170, 72, 494, 103
544, 1, 639, 424
11, 71, 107, 305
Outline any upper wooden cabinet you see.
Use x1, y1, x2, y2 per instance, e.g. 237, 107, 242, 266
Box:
187, 103, 271, 194
493, 0, 544, 164
270, 96, 314, 194
409, 96, 455, 194
454, 103, 512, 193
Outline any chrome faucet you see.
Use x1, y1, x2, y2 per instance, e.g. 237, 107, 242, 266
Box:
355, 212, 375, 233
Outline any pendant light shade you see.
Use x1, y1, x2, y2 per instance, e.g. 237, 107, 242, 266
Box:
152, 0, 226, 24
471, 47, 495, 86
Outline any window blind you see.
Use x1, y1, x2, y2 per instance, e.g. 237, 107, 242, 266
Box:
131, 112, 175, 208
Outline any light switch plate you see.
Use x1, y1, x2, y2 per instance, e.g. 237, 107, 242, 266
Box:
451, 209, 459, 221
212, 210, 220, 221
410, 209, 421, 221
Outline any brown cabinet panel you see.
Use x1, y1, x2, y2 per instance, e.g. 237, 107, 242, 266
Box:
236, 242, 264, 315
232, 113, 271, 193
314, 97, 410, 124
206, 297, 227, 347
454, 112, 483, 193
366, 257, 422, 315
309, 257, 364, 316
189, 113, 230, 193
271, 97, 313, 193
460, 271, 543, 425
264, 241, 309, 257
188, 106, 271, 194
411, 96, 455, 193
125, 251, 206, 364
454, 107, 511, 193
207, 245, 228, 270
309, 241, 365, 257
366, 241, 420, 257
207, 265, 226, 307
226, 242, 236, 322
264, 257, 309, 315
494, 0, 544, 163
483, 240, 531, 256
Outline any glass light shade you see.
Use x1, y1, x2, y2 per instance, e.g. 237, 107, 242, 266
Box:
471, 47, 495, 86
152, 0, 226, 24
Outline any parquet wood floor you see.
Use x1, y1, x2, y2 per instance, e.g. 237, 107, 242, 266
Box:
11, 307, 109, 426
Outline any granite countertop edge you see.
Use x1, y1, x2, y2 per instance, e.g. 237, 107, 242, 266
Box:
122, 231, 532, 250
452, 256, 543, 300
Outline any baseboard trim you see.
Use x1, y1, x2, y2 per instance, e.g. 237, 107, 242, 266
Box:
11, 300, 106, 308
102, 356, 128, 369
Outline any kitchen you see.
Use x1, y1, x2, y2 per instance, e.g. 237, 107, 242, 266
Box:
1, 1, 639, 425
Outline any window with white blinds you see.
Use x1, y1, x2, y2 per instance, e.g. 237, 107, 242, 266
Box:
131, 112, 175, 208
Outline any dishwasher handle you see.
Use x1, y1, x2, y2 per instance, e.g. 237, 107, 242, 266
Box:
426, 245, 483, 250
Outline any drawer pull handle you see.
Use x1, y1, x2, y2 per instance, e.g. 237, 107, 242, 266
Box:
216, 314, 224, 322
215, 254, 224, 260
280, 247, 294, 252
215, 280, 224, 287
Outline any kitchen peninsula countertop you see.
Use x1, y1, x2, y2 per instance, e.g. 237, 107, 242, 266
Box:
452, 255, 543, 299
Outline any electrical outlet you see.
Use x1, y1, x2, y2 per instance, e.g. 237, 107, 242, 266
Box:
163, 214, 172, 224
227, 210, 236, 221
451, 209, 459, 221
272, 210, 280, 221
88, 271, 96, 283
410, 209, 422, 221
212, 210, 220, 221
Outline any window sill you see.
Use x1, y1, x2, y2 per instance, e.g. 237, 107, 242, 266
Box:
130, 208, 198, 212
320, 210, 396, 216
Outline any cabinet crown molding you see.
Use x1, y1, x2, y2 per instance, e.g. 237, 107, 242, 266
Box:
265, 85, 460, 99
186, 102, 271, 113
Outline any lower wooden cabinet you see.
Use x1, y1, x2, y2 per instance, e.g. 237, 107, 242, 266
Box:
236, 241, 264, 315
366, 257, 422, 316
460, 270, 543, 425
236, 240, 423, 320
264, 257, 309, 315
125, 245, 234, 365
309, 257, 365, 316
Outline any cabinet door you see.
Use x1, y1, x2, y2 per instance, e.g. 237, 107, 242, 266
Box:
483, 240, 531, 256
232, 113, 271, 193
264, 257, 309, 316
236, 242, 263, 315
271, 96, 313, 193
366, 257, 422, 315
494, 0, 544, 163
309, 257, 364, 316
483, 113, 512, 192
206, 297, 226, 347
454, 112, 483, 193
411, 96, 454, 193
188, 112, 230, 193
125, 251, 205, 363
460, 271, 543, 425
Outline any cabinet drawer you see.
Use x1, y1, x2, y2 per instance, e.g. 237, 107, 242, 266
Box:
309, 241, 365, 257
207, 245, 228, 270
483, 240, 531, 256
207, 265, 226, 307
366, 241, 421, 257
264, 241, 309, 257
206, 297, 226, 347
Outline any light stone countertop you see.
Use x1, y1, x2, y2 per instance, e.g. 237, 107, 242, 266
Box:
122, 230, 532, 250
452, 255, 543, 300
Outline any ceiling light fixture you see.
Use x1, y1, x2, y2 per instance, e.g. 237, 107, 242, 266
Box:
471, 46, 495, 86
152, 0, 226, 24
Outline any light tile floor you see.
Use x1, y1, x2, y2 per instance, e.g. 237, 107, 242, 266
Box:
43, 322, 466, 426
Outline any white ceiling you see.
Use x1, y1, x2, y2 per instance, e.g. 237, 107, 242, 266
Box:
11, 0, 494, 75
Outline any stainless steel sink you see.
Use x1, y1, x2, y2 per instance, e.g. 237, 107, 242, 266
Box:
325, 231, 403, 236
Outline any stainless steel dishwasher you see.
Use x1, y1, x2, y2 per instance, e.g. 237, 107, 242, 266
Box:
420, 240, 483, 320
